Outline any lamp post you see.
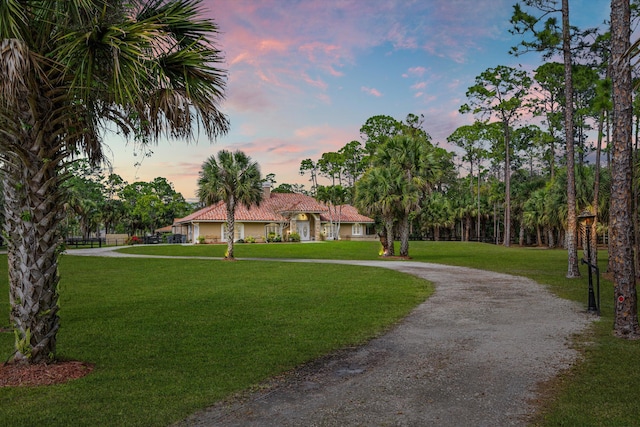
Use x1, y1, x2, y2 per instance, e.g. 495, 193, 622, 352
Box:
577, 210, 599, 315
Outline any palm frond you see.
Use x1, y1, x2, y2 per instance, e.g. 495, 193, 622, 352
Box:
0, 0, 27, 39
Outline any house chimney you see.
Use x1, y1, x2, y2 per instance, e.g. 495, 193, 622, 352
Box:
263, 182, 271, 199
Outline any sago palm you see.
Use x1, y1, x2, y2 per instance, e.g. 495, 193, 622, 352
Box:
0, 0, 229, 364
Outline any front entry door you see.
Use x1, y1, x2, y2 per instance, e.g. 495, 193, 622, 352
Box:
296, 221, 310, 241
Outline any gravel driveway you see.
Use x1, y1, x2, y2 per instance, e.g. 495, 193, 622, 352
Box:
67, 248, 592, 426
170, 259, 593, 427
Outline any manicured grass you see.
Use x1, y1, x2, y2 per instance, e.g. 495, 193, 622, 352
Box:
121, 240, 640, 426
0, 254, 430, 426
116, 239, 385, 259
5, 241, 640, 426
118, 240, 606, 312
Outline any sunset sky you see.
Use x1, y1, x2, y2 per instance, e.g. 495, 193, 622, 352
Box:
103, 0, 611, 200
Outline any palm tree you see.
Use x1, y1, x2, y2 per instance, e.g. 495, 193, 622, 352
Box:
374, 135, 434, 257
197, 150, 262, 260
523, 188, 547, 247
0, 0, 229, 364
355, 166, 402, 256
420, 192, 454, 241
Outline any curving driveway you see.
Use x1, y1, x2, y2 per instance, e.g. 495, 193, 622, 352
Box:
68, 247, 593, 426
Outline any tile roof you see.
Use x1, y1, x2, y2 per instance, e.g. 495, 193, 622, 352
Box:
176, 193, 374, 224
320, 205, 376, 223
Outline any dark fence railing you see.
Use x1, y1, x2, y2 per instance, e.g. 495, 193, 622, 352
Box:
65, 237, 105, 248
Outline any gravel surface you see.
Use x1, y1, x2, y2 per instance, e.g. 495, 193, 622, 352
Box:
172, 259, 593, 427
67, 249, 593, 426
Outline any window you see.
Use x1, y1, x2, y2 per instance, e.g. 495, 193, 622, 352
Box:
352, 223, 363, 236
221, 223, 244, 242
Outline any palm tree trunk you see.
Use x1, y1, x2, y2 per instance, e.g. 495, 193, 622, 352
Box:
399, 214, 410, 257
385, 218, 395, 256
465, 216, 471, 242
547, 227, 555, 248
519, 221, 525, 246
226, 198, 235, 259
3, 145, 64, 364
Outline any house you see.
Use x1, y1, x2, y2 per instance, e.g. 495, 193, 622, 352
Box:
173, 184, 376, 243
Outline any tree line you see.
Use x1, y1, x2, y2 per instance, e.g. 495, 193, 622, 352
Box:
59, 160, 192, 239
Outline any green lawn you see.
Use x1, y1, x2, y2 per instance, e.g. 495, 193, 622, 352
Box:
0, 252, 430, 426
3, 241, 640, 426
120, 240, 640, 426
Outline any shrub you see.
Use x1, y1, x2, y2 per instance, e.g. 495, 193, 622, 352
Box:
245, 236, 256, 243
288, 232, 301, 242
267, 232, 282, 243
126, 236, 142, 245
197, 236, 205, 244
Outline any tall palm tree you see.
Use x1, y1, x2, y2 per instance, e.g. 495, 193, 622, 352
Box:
0, 0, 229, 364
197, 150, 262, 260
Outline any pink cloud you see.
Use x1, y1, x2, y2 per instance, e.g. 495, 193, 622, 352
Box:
299, 42, 344, 62
229, 52, 250, 66
387, 25, 418, 50
403, 66, 428, 78
325, 65, 344, 77
301, 73, 329, 91
259, 39, 289, 52
361, 86, 382, 97
316, 93, 332, 105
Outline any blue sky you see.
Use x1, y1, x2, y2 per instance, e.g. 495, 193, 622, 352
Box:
103, 0, 611, 200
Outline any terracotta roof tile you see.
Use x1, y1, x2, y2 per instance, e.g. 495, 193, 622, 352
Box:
176, 193, 374, 224
320, 205, 375, 223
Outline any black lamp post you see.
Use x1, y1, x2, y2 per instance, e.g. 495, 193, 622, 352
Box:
578, 210, 599, 315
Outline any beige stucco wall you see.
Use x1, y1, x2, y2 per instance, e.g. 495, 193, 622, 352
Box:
196, 222, 222, 243
189, 220, 375, 243
243, 223, 268, 242
330, 223, 377, 241
194, 222, 275, 243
